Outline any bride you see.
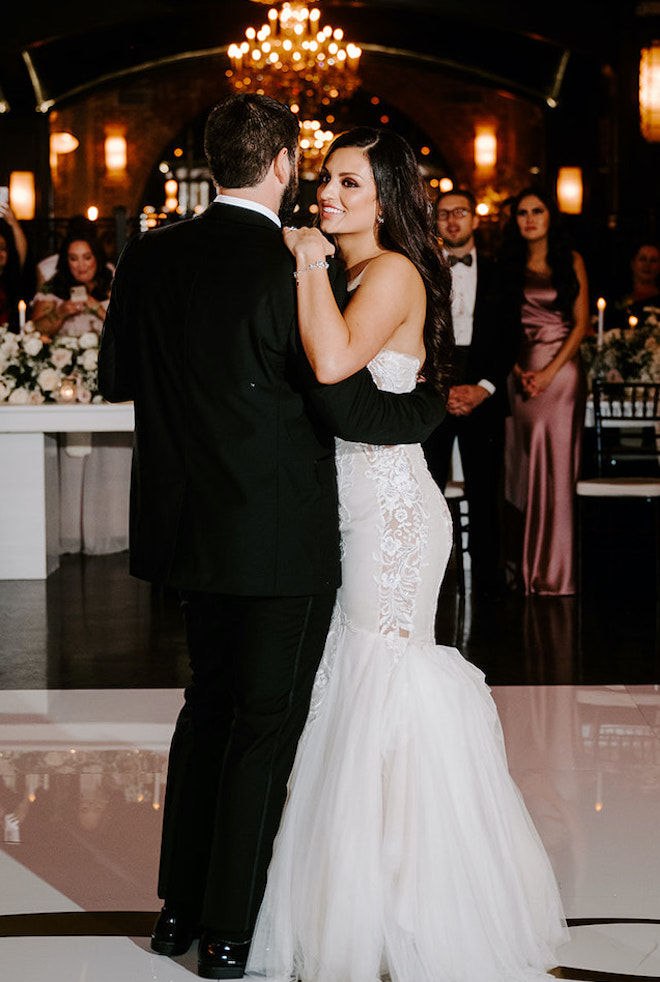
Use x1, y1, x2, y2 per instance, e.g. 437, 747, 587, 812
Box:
246, 128, 568, 982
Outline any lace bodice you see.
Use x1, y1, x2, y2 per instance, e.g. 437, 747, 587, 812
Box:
366, 348, 420, 394
306, 346, 452, 725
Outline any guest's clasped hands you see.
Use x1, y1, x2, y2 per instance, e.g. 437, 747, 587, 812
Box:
513, 363, 555, 399
447, 384, 490, 416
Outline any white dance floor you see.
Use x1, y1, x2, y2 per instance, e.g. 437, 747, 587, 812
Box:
0, 685, 659, 980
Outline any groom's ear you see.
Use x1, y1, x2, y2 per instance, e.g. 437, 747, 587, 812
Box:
273, 146, 293, 186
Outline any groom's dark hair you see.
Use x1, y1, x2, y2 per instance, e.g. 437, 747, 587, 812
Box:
204, 92, 299, 188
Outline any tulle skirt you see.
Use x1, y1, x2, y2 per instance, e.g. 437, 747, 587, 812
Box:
246, 616, 568, 982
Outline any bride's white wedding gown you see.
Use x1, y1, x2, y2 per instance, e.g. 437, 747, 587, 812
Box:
246, 348, 568, 982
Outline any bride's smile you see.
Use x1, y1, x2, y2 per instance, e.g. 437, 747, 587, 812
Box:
317, 146, 380, 236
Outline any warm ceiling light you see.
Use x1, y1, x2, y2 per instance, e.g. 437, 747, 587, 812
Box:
640, 42, 660, 141
9, 171, 35, 220
556, 167, 583, 214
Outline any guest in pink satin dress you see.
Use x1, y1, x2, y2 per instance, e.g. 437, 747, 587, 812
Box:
500, 188, 589, 595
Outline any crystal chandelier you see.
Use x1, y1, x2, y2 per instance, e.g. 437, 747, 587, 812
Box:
227, 2, 362, 117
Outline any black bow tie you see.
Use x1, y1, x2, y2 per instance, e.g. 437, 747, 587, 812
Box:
448, 253, 473, 267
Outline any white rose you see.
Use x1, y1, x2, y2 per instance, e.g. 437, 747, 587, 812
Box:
23, 336, 43, 357
0, 335, 20, 358
51, 348, 73, 369
79, 331, 99, 349
8, 387, 30, 404
37, 368, 62, 392
57, 336, 79, 350
0, 379, 14, 401
28, 390, 46, 404
75, 386, 92, 404
79, 348, 98, 371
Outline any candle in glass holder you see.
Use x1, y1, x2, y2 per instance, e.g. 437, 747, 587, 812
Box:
596, 297, 606, 349
18, 300, 26, 330
58, 377, 76, 402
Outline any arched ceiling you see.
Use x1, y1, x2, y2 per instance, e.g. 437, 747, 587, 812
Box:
1, 0, 630, 115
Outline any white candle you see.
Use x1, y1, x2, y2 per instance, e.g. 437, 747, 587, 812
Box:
18, 299, 26, 330
596, 297, 606, 350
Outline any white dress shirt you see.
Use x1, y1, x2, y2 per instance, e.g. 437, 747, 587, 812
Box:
445, 247, 495, 396
214, 193, 281, 228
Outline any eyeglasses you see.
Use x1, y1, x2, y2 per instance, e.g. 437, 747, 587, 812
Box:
436, 207, 471, 220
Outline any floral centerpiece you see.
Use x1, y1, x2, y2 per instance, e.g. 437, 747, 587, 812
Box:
0, 323, 104, 404
581, 305, 660, 385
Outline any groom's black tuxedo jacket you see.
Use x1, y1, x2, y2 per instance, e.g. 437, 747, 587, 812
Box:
99, 203, 444, 595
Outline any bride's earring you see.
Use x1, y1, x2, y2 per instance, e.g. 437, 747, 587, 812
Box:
377, 213, 384, 224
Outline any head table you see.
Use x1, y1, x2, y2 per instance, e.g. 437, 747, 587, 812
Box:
0, 404, 134, 579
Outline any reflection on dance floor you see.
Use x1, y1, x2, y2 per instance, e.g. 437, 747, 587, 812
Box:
1, 686, 660, 980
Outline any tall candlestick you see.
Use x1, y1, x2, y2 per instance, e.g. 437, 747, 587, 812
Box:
18, 299, 26, 330
596, 297, 606, 350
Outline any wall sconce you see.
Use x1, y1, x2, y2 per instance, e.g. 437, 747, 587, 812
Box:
9, 171, 36, 220
49, 130, 79, 172
164, 179, 178, 212
50, 131, 79, 154
474, 126, 497, 169
556, 167, 583, 214
105, 134, 127, 173
640, 42, 660, 141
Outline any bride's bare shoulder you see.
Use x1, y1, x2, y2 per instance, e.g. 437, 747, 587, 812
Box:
363, 251, 423, 288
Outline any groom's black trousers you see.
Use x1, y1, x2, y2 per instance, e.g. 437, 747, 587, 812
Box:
157, 590, 336, 938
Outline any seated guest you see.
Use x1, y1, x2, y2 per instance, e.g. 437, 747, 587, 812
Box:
31, 231, 112, 336
611, 240, 660, 328
0, 202, 34, 332
36, 215, 115, 290
31, 229, 130, 557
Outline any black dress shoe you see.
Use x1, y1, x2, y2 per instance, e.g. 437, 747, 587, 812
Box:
198, 932, 251, 980
150, 904, 198, 956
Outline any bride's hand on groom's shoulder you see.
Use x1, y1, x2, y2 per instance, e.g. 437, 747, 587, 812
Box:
283, 226, 335, 266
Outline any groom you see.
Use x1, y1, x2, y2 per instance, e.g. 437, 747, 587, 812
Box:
99, 93, 444, 980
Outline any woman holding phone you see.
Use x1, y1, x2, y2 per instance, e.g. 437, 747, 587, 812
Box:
31, 231, 112, 337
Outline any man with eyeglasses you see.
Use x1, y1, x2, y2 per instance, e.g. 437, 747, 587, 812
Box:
423, 189, 517, 601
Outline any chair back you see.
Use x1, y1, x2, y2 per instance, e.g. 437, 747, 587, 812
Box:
593, 379, 660, 476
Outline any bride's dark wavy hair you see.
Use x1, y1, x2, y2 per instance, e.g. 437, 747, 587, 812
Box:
323, 127, 454, 398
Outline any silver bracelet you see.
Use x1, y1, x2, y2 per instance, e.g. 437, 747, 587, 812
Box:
293, 260, 329, 281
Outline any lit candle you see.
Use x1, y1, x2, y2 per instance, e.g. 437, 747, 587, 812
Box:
628, 315, 639, 329
596, 297, 606, 350
18, 299, 26, 330
58, 377, 76, 402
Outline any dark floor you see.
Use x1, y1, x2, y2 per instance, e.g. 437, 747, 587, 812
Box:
0, 550, 658, 690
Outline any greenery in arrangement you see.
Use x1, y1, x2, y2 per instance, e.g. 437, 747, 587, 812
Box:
581, 306, 660, 384
0, 324, 103, 404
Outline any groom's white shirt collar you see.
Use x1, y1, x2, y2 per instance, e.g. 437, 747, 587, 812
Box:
214, 193, 281, 228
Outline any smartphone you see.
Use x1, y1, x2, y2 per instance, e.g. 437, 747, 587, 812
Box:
0, 187, 9, 207
70, 285, 87, 302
